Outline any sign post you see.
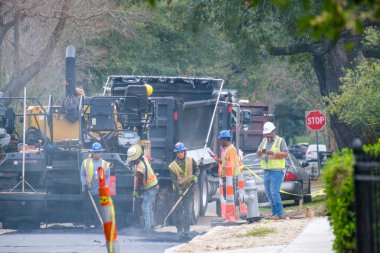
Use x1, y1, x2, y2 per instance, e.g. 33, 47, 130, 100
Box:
305, 110, 326, 177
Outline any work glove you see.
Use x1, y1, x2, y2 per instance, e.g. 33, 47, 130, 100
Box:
192, 176, 198, 184
178, 189, 183, 196
132, 191, 139, 197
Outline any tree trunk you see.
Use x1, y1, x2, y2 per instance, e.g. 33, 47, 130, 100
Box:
2, 0, 70, 99
270, 35, 377, 148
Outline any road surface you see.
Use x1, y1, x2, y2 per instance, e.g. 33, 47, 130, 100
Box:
0, 225, 191, 253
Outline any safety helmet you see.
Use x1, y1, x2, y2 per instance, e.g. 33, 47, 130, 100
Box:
145, 84, 154, 96
173, 142, 187, 152
263, 122, 276, 134
127, 144, 143, 162
90, 142, 105, 152
218, 130, 232, 139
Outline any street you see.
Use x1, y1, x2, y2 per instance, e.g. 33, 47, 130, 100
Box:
0, 225, 183, 253
0, 204, 218, 253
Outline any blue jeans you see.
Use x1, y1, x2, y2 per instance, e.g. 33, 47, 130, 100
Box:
142, 186, 158, 229
263, 170, 284, 216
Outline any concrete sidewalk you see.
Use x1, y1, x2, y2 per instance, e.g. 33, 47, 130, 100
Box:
165, 217, 335, 253
219, 217, 335, 253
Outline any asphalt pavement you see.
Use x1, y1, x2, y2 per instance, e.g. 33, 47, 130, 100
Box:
0, 225, 196, 253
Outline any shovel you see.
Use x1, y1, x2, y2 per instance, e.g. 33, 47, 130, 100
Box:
161, 182, 194, 228
87, 189, 104, 226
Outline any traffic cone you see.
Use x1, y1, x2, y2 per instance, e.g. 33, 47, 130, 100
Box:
98, 166, 120, 253
224, 165, 237, 222
219, 177, 226, 219
238, 170, 247, 217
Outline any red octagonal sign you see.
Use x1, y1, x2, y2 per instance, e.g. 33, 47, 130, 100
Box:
306, 110, 326, 131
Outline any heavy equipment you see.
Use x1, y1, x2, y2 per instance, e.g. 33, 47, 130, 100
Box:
0, 45, 256, 229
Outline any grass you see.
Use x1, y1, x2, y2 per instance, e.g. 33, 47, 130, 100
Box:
243, 227, 276, 237
259, 195, 327, 214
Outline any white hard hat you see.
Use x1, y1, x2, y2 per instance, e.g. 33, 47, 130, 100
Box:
127, 144, 142, 162
263, 122, 276, 134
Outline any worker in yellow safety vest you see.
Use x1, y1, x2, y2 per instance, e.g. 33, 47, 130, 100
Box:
257, 122, 288, 219
169, 142, 199, 239
127, 144, 158, 232
81, 142, 110, 228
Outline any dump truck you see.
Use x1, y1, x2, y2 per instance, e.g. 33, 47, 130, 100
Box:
0, 46, 252, 229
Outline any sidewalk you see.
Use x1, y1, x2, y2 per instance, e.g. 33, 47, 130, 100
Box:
219, 217, 334, 253
165, 217, 334, 253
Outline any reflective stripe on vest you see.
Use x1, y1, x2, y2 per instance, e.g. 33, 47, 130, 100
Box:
84, 158, 109, 187
221, 145, 239, 177
136, 157, 158, 190
168, 157, 193, 186
261, 136, 286, 169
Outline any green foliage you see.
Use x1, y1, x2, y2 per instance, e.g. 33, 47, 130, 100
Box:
250, 0, 380, 40
325, 60, 380, 130
323, 149, 355, 253
274, 97, 308, 143
363, 138, 380, 156
243, 227, 276, 237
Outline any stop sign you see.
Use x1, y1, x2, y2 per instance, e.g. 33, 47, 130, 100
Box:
306, 110, 326, 131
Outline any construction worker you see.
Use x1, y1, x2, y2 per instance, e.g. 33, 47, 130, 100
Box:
80, 142, 110, 228
127, 144, 158, 231
257, 122, 288, 219
168, 142, 199, 239
211, 130, 239, 222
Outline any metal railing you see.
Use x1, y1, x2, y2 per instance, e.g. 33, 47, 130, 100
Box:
353, 139, 380, 253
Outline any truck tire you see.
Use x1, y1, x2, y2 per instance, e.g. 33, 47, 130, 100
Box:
199, 170, 209, 216
192, 182, 201, 224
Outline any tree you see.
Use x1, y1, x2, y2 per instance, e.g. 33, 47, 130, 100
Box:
0, 1, 113, 100
326, 60, 380, 136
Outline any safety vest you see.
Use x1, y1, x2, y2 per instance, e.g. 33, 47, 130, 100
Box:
261, 136, 286, 169
135, 156, 158, 190
84, 158, 109, 187
220, 144, 240, 177
168, 157, 193, 186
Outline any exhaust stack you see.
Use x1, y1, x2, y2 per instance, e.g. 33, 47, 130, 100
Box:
65, 45, 76, 97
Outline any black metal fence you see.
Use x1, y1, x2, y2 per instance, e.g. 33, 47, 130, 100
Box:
353, 140, 380, 253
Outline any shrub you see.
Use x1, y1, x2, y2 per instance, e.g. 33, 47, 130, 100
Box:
323, 149, 355, 253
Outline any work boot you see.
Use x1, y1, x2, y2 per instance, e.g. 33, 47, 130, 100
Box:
269, 215, 284, 220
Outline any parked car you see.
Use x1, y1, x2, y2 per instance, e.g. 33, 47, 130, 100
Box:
288, 143, 308, 160
305, 144, 327, 161
242, 152, 312, 204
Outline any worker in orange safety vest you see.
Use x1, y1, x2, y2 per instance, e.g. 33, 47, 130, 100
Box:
211, 130, 239, 222
127, 144, 158, 232
81, 142, 110, 228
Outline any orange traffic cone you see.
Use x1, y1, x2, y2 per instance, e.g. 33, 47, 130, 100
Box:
98, 166, 120, 253
238, 171, 247, 217
224, 165, 237, 222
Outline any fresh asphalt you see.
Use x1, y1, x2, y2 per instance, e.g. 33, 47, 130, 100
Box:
0, 225, 199, 253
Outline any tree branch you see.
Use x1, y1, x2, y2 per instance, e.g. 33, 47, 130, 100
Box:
0, 19, 15, 46
362, 46, 380, 59
3, 0, 71, 98
270, 43, 313, 55
270, 41, 335, 56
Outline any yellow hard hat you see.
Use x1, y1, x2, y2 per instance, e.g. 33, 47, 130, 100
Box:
127, 144, 143, 162
145, 84, 153, 96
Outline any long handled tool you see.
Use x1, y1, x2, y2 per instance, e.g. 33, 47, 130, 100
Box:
162, 182, 194, 227
87, 189, 104, 226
